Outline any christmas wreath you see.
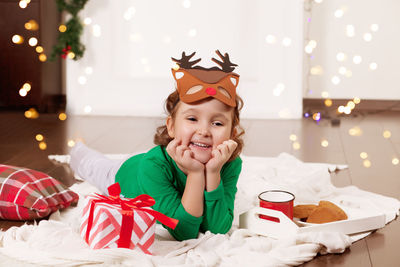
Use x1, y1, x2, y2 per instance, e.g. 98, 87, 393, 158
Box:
50, 0, 89, 61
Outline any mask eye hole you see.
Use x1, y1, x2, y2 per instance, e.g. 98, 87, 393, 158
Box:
175, 72, 184, 79
230, 77, 237, 86
218, 87, 231, 99
186, 85, 203, 94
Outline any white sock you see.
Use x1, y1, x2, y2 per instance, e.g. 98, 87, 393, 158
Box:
69, 142, 125, 194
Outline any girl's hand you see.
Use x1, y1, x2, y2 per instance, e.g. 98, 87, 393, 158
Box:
205, 140, 237, 174
166, 138, 204, 174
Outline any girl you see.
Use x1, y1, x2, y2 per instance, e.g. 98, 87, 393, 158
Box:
70, 51, 244, 241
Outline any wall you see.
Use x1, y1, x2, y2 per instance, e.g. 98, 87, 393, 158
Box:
66, 0, 304, 119
304, 0, 400, 100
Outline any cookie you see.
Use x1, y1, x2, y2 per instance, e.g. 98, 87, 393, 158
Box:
318, 200, 348, 220
306, 201, 347, 224
293, 204, 318, 219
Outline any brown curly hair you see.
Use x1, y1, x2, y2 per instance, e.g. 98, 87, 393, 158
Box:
154, 91, 245, 161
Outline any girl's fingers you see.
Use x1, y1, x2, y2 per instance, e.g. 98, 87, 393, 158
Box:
176, 145, 187, 158
183, 149, 193, 159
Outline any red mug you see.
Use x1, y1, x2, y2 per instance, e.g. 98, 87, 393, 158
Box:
258, 190, 295, 222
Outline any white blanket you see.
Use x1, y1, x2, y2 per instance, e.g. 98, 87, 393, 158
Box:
0, 153, 399, 267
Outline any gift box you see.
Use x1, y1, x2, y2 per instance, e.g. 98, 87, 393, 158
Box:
80, 183, 178, 254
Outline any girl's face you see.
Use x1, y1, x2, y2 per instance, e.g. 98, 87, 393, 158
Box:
166, 98, 234, 164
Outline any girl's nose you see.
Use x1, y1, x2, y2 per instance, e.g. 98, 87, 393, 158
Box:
197, 126, 210, 136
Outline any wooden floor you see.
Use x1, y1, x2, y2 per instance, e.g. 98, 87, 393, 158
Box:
0, 111, 399, 266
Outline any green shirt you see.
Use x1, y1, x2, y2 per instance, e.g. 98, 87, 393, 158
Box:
115, 145, 242, 241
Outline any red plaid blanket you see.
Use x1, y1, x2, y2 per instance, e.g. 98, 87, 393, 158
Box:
0, 164, 79, 220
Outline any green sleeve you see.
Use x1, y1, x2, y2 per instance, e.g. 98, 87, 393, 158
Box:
200, 157, 242, 234
136, 158, 203, 241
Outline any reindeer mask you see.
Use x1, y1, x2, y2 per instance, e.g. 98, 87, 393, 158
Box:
171, 50, 239, 107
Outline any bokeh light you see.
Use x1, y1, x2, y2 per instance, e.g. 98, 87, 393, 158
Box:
58, 112, 67, 121
292, 142, 301, 150
35, 134, 44, 141
289, 134, 297, 141
383, 130, 391, 138
363, 159, 371, 168
39, 141, 47, 150
12, 35, 24, 44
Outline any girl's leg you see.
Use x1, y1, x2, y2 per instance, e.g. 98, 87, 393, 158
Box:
69, 142, 126, 194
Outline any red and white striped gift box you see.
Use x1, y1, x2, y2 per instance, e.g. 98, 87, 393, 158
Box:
80, 194, 156, 254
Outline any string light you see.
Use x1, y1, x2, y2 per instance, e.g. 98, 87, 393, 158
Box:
338, 66, 347, 75
349, 126, 362, 136
289, 134, 297, 141
59, 25, 67, 32
92, 24, 101, 37
363, 159, 371, 168
353, 55, 362, 64
334, 9, 344, 18
383, 130, 391, 139
310, 65, 323, 75
363, 33, 372, 42
19, 81, 31, 97
331, 76, 340, 85
24, 108, 39, 119
123, 7, 136, 21
68, 52, 75, 59
312, 112, 321, 121
39, 53, 47, 62
353, 97, 361, 104
282, 37, 292, 47
38, 141, 47, 150
324, 99, 332, 107
19, 88, 27, 97
25, 20, 39, 31
19, 0, 28, 9
28, 37, 38, 46
392, 158, 399, 165
68, 140, 76, 147
58, 112, 67, 121
369, 62, 377, 70
347, 101, 355, 110
85, 67, 93, 75
370, 24, 379, 32
35, 46, 44, 53
360, 152, 368, 159
265, 35, 277, 44
336, 52, 346, 62
292, 142, 301, 150
84, 18, 92, 25
12, 35, 24, 44
346, 25, 355, 37
321, 91, 329, 98
35, 134, 44, 141
321, 139, 329, 147
84, 105, 92, 113
78, 76, 87, 85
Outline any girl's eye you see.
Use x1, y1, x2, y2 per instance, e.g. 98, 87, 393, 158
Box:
213, 121, 224, 126
187, 117, 197, 121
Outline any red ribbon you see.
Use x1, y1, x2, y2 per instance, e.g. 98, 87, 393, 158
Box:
85, 182, 178, 248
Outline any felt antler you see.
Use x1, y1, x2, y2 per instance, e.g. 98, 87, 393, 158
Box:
171, 52, 201, 69
211, 50, 238, 73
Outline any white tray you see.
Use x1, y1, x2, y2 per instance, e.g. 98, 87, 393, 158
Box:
239, 197, 386, 239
